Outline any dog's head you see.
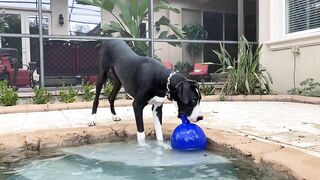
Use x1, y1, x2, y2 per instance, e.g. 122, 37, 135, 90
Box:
173, 80, 203, 122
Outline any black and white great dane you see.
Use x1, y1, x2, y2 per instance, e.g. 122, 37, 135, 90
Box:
89, 39, 203, 145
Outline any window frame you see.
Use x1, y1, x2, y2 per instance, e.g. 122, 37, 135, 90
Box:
285, 0, 320, 36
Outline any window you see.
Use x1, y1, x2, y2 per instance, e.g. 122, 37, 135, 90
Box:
287, 0, 320, 33
68, 0, 101, 36
0, 0, 50, 9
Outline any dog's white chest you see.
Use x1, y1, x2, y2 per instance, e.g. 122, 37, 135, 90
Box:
148, 96, 166, 105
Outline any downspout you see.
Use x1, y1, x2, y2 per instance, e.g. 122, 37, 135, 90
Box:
291, 46, 300, 89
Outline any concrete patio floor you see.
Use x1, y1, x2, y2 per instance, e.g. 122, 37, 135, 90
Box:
0, 101, 319, 157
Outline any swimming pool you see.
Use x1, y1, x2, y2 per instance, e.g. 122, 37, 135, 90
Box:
0, 141, 288, 180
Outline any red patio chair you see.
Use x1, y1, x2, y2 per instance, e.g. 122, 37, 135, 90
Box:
1, 56, 30, 87
161, 61, 173, 70
189, 63, 210, 81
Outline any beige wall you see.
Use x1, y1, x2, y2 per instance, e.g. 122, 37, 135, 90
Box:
259, 0, 320, 94
182, 8, 202, 64
51, 0, 68, 35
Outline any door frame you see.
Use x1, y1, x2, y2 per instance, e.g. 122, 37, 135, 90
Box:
1, 9, 51, 68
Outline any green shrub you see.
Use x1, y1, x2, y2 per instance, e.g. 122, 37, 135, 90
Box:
81, 81, 95, 102
104, 81, 113, 97
0, 80, 18, 106
213, 36, 273, 95
32, 86, 52, 104
174, 62, 193, 73
0, 80, 7, 92
59, 84, 78, 103
200, 81, 215, 95
288, 78, 320, 97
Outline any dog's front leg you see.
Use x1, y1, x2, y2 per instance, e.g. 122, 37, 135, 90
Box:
133, 99, 148, 146
152, 104, 163, 141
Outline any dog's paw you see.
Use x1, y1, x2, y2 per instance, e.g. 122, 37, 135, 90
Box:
137, 140, 151, 148
88, 114, 97, 126
156, 141, 171, 150
112, 114, 121, 121
88, 120, 96, 126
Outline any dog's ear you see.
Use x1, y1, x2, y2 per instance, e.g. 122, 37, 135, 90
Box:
176, 81, 191, 104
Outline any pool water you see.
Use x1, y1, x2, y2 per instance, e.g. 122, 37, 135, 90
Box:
0, 141, 287, 180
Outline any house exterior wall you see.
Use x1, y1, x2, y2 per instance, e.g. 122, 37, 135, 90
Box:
51, 0, 68, 35
259, 0, 320, 94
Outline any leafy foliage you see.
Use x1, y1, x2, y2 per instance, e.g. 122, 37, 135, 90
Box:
0, 80, 18, 106
200, 81, 215, 96
104, 81, 113, 97
59, 84, 78, 103
0, 9, 5, 33
75, 0, 185, 56
0, 80, 6, 92
81, 81, 95, 102
288, 78, 320, 97
174, 61, 193, 73
213, 36, 273, 95
182, 23, 207, 56
32, 86, 52, 104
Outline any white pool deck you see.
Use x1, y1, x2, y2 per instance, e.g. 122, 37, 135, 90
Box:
0, 101, 320, 156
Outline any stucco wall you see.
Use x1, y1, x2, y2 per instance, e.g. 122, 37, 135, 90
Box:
51, 0, 68, 35
259, 0, 320, 94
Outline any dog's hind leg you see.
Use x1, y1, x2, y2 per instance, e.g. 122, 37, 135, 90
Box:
89, 72, 108, 126
108, 68, 122, 121
152, 104, 164, 141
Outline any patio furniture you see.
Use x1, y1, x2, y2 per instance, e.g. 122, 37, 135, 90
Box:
189, 63, 210, 81
76, 41, 99, 84
43, 40, 99, 86
161, 61, 173, 70
0, 53, 30, 87
43, 40, 78, 86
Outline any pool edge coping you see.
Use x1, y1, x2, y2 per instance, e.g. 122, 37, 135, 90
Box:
1, 95, 320, 114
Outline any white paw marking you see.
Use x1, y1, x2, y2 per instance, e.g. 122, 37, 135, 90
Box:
156, 141, 171, 149
88, 114, 96, 126
138, 140, 151, 147
137, 131, 150, 147
112, 114, 121, 121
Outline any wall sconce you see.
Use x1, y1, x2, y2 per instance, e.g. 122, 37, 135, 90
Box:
155, 21, 160, 31
58, 14, 64, 26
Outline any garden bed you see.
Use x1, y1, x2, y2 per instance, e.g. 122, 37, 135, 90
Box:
1, 94, 320, 114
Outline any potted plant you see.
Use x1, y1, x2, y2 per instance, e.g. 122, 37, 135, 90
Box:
182, 23, 207, 63
174, 61, 193, 77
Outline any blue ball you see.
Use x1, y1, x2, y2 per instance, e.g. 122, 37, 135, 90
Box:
170, 117, 207, 151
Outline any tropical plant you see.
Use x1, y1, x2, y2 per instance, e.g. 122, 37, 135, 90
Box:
288, 78, 320, 97
174, 61, 193, 73
104, 80, 113, 97
81, 81, 95, 102
0, 80, 18, 106
0, 9, 5, 33
32, 86, 52, 104
213, 36, 273, 95
75, 0, 185, 56
59, 84, 78, 103
182, 23, 207, 59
